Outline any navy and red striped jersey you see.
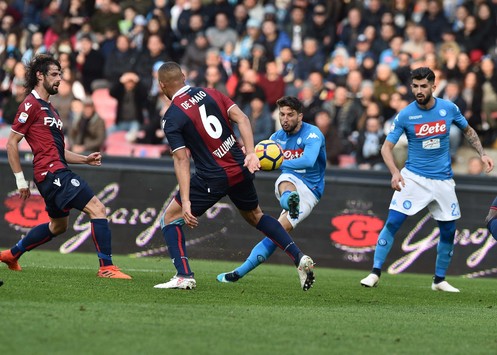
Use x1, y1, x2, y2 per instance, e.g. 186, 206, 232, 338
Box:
163, 85, 248, 186
11, 90, 68, 183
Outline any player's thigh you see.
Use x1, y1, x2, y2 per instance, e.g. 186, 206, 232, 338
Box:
228, 178, 260, 226
429, 179, 460, 221
389, 168, 433, 216
274, 173, 299, 199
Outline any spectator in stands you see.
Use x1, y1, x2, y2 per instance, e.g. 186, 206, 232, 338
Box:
175, 13, 207, 60
419, 0, 450, 44
284, 6, 308, 55
234, 17, 261, 60
108, 71, 148, 142
256, 18, 291, 61
206, 12, 238, 51
176, 0, 209, 38
21, 31, 47, 64
232, 3, 249, 37
104, 34, 137, 85
299, 81, 324, 125
379, 35, 403, 70
134, 34, 170, 92
197, 47, 229, 87
355, 116, 387, 171
257, 60, 285, 111
234, 92, 274, 144
294, 37, 326, 87
479, 57, 497, 137
467, 156, 485, 175
89, 0, 121, 41
444, 51, 473, 82
69, 98, 106, 154
276, 47, 298, 94
201, 65, 229, 96
307, 3, 336, 55
456, 14, 484, 60
181, 31, 210, 85
226, 57, 251, 98
74, 34, 105, 94
1, 77, 25, 134
340, 7, 367, 55
128, 14, 147, 52
248, 43, 268, 74
363, 0, 387, 29
475, 1, 496, 54
325, 45, 350, 86
233, 68, 265, 109
314, 110, 342, 166
401, 23, 427, 61
50, 76, 76, 134
373, 63, 400, 113
461, 70, 483, 131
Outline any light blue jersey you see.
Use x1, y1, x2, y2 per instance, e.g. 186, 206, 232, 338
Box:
270, 122, 327, 199
387, 98, 468, 180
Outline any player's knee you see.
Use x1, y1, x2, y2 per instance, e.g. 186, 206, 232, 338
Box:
485, 209, 497, 226
438, 220, 456, 243
385, 210, 407, 233
50, 222, 68, 235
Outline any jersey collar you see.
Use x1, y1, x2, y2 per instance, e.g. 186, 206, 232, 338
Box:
31, 89, 50, 102
171, 85, 190, 101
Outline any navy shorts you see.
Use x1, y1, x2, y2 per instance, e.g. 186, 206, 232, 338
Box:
175, 173, 259, 216
35, 170, 95, 218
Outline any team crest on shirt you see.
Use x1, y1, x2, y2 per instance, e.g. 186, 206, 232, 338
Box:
71, 179, 80, 187
439, 109, 447, 117
18, 112, 28, 123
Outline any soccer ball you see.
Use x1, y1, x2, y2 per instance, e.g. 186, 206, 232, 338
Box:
255, 140, 284, 171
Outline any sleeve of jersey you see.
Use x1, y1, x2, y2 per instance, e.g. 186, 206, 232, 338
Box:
11, 104, 36, 136
281, 129, 323, 170
386, 113, 404, 144
451, 102, 468, 130
209, 88, 236, 114
164, 111, 186, 153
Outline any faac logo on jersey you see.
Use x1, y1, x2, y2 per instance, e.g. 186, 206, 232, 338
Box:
414, 120, 446, 137
44, 116, 63, 130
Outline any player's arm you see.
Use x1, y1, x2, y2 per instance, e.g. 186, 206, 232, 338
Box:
64, 149, 102, 166
228, 105, 260, 173
281, 133, 322, 170
6, 131, 30, 199
172, 147, 197, 228
381, 140, 404, 191
462, 125, 494, 173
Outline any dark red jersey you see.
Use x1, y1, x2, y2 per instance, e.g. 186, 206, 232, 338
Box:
163, 86, 248, 187
11, 90, 68, 183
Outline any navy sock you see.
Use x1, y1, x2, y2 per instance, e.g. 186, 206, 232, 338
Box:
10, 223, 55, 258
162, 224, 194, 277
487, 217, 497, 241
256, 214, 301, 266
90, 219, 113, 267
234, 237, 277, 278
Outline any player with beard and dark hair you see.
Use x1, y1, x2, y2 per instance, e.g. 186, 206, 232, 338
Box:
1, 54, 131, 279
360, 67, 493, 292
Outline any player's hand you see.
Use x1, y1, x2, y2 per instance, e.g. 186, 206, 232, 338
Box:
391, 172, 405, 191
482, 155, 494, 173
18, 187, 31, 200
182, 201, 198, 228
86, 152, 102, 166
244, 152, 260, 173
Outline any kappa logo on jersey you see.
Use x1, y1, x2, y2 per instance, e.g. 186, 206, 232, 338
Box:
306, 132, 319, 140
415, 120, 446, 137
44, 116, 63, 130
283, 149, 304, 160
24, 102, 32, 111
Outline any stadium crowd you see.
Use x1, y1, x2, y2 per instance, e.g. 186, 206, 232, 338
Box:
1, 0, 497, 169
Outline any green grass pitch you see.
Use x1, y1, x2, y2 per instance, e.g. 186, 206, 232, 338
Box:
0, 250, 496, 355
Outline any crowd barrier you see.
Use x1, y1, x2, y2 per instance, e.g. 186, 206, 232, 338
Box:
1, 154, 496, 278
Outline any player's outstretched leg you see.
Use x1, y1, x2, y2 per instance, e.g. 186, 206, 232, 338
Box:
217, 237, 277, 283
0, 222, 56, 271
361, 210, 406, 288
256, 214, 314, 290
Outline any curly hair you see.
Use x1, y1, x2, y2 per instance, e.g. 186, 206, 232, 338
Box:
24, 54, 61, 93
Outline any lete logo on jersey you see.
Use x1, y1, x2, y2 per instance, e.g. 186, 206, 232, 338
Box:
414, 120, 446, 137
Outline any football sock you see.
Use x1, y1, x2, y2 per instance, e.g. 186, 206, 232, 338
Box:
234, 237, 277, 278
279, 190, 292, 210
10, 223, 55, 258
162, 224, 193, 277
435, 220, 456, 279
373, 210, 407, 270
256, 214, 301, 266
90, 219, 113, 267
487, 216, 497, 241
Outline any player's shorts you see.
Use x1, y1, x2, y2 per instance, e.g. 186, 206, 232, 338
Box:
274, 173, 320, 228
176, 173, 259, 216
389, 168, 460, 221
35, 170, 95, 218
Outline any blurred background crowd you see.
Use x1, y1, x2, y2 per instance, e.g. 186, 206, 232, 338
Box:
0, 0, 497, 175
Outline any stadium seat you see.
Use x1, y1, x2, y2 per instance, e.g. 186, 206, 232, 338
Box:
104, 132, 134, 156
91, 88, 117, 129
132, 144, 168, 158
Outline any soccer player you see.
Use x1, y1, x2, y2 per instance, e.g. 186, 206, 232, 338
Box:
360, 67, 493, 292
154, 62, 315, 290
217, 96, 326, 283
0, 54, 131, 279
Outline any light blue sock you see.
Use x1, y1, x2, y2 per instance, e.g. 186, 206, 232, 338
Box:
279, 190, 291, 210
435, 220, 456, 278
235, 237, 277, 278
373, 210, 407, 270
